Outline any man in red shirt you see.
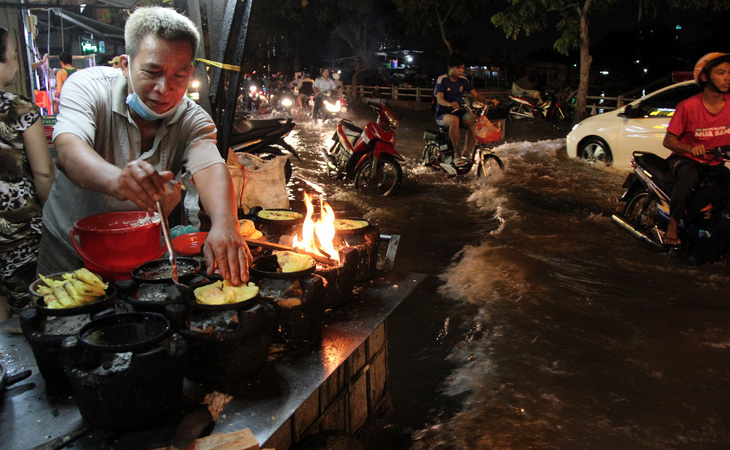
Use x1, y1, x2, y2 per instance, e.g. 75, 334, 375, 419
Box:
662, 52, 730, 245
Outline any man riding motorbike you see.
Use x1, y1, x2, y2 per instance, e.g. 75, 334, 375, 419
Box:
312, 68, 336, 120
662, 52, 730, 247
434, 53, 498, 166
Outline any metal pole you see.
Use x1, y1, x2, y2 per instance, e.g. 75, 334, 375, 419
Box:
186, 0, 212, 115
208, 0, 253, 158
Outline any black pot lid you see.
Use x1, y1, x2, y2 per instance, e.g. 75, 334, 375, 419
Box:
131, 257, 202, 284
255, 209, 305, 226
78, 312, 170, 353
185, 280, 260, 311
250, 254, 316, 280
33, 285, 118, 317
334, 217, 372, 236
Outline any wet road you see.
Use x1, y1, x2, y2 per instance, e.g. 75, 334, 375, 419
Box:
281, 103, 730, 449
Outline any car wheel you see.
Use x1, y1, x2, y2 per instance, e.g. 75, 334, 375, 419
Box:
578, 137, 613, 166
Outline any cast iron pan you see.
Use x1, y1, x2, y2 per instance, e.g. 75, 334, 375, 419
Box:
121, 282, 188, 312
255, 208, 305, 227
33, 285, 118, 317
131, 257, 202, 284
249, 254, 316, 280
334, 217, 373, 236
77, 312, 171, 353
0, 362, 31, 390
184, 280, 260, 311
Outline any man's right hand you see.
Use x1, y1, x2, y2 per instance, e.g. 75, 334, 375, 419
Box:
113, 160, 175, 213
689, 144, 706, 157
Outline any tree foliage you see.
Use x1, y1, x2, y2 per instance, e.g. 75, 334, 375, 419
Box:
393, 0, 491, 54
492, 0, 730, 123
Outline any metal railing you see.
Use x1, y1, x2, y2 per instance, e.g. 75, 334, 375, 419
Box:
343, 84, 640, 115
345, 85, 434, 103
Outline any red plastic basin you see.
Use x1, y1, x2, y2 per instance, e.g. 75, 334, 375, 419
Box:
71, 211, 165, 280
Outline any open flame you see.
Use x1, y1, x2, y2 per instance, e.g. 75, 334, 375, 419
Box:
293, 192, 341, 264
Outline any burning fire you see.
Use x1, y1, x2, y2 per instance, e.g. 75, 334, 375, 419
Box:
293, 192, 341, 263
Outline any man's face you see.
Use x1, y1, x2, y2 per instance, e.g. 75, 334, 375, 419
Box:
322, 69, 329, 79
705, 62, 730, 93
449, 64, 465, 78
122, 35, 194, 114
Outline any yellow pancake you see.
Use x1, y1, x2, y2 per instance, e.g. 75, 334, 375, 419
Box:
334, 218, 369, 231
257, 210, 304, 221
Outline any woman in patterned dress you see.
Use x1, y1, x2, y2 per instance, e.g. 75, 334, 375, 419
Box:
0, 27, 54, 319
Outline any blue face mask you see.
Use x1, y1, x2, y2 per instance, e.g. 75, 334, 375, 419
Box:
125, 58, 181, 121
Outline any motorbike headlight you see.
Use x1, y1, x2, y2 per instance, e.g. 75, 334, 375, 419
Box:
385, 111, 398, 129
281, 98, 293, 107
325, 100, 342, 113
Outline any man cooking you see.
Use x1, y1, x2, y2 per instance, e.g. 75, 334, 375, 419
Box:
38, 6, 252, 284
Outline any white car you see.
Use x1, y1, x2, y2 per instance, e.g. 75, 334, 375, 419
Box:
566, 80, 701, 169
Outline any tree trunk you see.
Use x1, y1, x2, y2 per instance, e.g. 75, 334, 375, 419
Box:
574, 7, 592, 124
351, 61, 365, 100
437, 15, 453, 55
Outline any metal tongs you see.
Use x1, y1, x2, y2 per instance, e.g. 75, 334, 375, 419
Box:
156, 201, 179, 284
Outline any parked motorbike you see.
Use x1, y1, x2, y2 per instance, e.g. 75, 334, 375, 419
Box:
229, 116, 300, 181
613, 148, 730, 263
422, 101, 506, 178
311, 90, 347, 122
542, 89, 572, 121
507, 93, 544, 120
322, 99, 404, 196
507, 88, 573, 121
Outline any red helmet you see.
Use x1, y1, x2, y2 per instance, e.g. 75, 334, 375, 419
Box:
694, 52, 730, 86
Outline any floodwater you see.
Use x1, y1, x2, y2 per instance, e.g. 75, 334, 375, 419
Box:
281, 104, 730, 449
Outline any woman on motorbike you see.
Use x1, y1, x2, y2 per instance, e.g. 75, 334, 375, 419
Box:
434, 53, 498, 165
662, 52, 730, 246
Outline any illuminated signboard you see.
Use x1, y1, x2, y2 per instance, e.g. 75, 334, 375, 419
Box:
81, 40, 98, 54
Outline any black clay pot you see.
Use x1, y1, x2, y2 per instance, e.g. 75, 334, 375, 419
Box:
258, 274, 326, 346
19, 307, 114, 395
165, 300, 275, 384
333, 225, 380, 283
61, 312, 187, 431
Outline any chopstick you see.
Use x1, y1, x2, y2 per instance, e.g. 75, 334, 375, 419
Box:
243, 238, 338, 266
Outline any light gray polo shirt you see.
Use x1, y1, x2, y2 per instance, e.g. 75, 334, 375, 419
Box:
44, 66, 224, 256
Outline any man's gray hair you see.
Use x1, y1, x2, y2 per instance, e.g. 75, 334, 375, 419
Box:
125, 7, 200, 59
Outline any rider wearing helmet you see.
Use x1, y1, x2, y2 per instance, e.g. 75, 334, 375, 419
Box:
662, 52, 730, 246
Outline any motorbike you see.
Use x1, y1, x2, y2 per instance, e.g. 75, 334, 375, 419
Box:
613, 148, 730, 263
322, 98, 404, 196
229, 116, 300, 181
542, 89, 572, 122
311, 90, 347, 122
507, 92, 544, 120
422, 101, 506, 178
507, 89, 573, 121
271, 88, 295, 114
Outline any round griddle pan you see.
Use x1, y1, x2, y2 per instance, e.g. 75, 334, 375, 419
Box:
249, 254, 316, 280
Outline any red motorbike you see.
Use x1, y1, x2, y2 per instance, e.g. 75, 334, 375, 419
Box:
322, 99, 404, 196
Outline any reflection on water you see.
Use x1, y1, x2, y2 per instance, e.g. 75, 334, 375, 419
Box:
283, 108, 730, 448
